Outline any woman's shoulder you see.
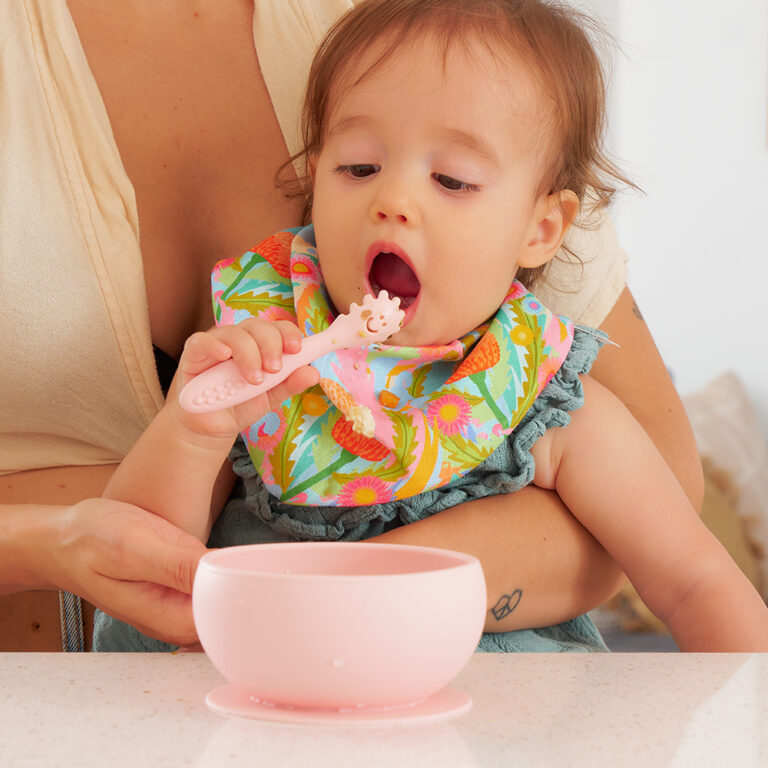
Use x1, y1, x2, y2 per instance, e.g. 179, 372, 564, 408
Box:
537, 208, 628, 328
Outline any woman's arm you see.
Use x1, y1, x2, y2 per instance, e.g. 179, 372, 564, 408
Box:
370, 286, 705, 633
589, 287, 705, 509
370, 484, 622, 633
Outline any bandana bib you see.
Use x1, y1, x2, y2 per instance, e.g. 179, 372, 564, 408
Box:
212, 226, 574, 506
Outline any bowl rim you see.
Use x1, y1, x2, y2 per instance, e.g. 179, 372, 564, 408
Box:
197, 541, 481, 581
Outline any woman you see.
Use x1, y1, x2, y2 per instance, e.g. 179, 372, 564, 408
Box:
0, 0, 703, 651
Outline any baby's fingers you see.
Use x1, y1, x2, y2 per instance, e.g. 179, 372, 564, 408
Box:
272, 320, 303, 355
179, 332, 232, 375
230, 319, 301, 383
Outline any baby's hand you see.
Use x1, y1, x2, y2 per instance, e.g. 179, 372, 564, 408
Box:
169, 319, 319, 436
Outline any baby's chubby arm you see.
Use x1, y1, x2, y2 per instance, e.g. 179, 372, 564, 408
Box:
531, 375, 768, 651
102, 319, 319, 542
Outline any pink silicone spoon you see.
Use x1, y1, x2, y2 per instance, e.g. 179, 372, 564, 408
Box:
179, 291, 404, 414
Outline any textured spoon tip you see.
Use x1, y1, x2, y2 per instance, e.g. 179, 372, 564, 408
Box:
371, 290, 405, 331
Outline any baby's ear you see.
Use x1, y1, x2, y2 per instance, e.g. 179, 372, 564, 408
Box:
518, 190, 580, 269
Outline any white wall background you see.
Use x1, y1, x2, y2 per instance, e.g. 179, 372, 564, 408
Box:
574, 0, 768, 432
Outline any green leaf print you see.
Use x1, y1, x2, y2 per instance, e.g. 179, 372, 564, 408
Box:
219, 253, 261, 303
408, 364, 431, 398
269, 396, 305, 492
226, 291, 294, 315
388, 410, 418, 472
441, 433, 495, 472
514, 312, 542, 422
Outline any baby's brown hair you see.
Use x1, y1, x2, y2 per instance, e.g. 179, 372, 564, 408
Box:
280, 0, 631, 288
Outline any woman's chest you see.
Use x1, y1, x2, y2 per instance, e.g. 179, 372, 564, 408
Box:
68, 1, 302, 357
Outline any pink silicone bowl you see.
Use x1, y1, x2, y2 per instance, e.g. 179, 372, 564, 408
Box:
193, 542, 486, 710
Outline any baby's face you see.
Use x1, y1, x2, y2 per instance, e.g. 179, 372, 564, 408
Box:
312, 34, 558, 346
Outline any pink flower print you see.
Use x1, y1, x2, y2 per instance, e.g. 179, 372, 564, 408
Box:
290, 254, 320, 283
254, 410, 287, 454
506, 281, 528, 301
522, 296, 542, 315
337, 475, 393, 506
260, 305, 297, 324
427, 394, 471, 436
537, 356, 561, 389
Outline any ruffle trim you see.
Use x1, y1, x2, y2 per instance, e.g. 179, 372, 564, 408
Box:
506, 324, 607, 488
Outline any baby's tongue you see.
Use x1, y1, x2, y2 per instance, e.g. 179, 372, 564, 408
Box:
370, 252, 420, 304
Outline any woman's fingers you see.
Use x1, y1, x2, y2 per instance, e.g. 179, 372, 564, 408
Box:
57, 499, 208, 644
108, 511, 207, 593
93, 577, 200, 646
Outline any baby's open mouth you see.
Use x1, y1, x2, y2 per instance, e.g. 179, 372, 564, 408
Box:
368, 251, 420, 309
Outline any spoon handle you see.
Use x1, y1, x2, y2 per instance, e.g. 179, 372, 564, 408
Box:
178, 291, 404, 414
178, 332, 335, 413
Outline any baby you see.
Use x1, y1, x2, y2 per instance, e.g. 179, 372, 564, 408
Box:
98, 0, 768, 652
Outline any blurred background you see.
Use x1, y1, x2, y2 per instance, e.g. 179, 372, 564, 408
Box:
576, 0, 768, 430
571, 0, 768, 649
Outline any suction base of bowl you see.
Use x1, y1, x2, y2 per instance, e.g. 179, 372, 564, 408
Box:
205, 684, 472, 726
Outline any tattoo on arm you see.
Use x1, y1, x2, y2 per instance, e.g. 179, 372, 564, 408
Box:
491, 589, 522, 621
632, 301, 644, 321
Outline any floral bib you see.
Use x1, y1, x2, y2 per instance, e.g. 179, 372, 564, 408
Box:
212, 225, 574, 506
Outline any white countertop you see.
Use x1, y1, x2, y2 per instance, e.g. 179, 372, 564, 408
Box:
1, 652, 766, 767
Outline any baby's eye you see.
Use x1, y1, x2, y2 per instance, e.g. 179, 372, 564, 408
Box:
334, 164, 380, 179
432, 173, 481, 193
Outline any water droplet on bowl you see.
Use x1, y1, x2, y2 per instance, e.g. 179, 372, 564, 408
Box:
332, 658, 344, 668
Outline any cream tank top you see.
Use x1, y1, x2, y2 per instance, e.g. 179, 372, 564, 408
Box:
0, 0, 626, 475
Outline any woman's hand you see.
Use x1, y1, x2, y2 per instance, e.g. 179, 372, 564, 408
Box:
3, 499, 207, 646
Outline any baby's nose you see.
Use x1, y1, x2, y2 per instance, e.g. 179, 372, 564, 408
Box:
370, 192, 417, 225
374, 209, 408, 223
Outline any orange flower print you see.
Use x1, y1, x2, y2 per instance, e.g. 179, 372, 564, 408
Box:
253, 230, 293, 279
444, 333, 501, 385
427, 394, 471, 436
338, 476, 392, 506
301, 391, 327, 417
321, 378, 356, 415
332, 417, 389, 461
